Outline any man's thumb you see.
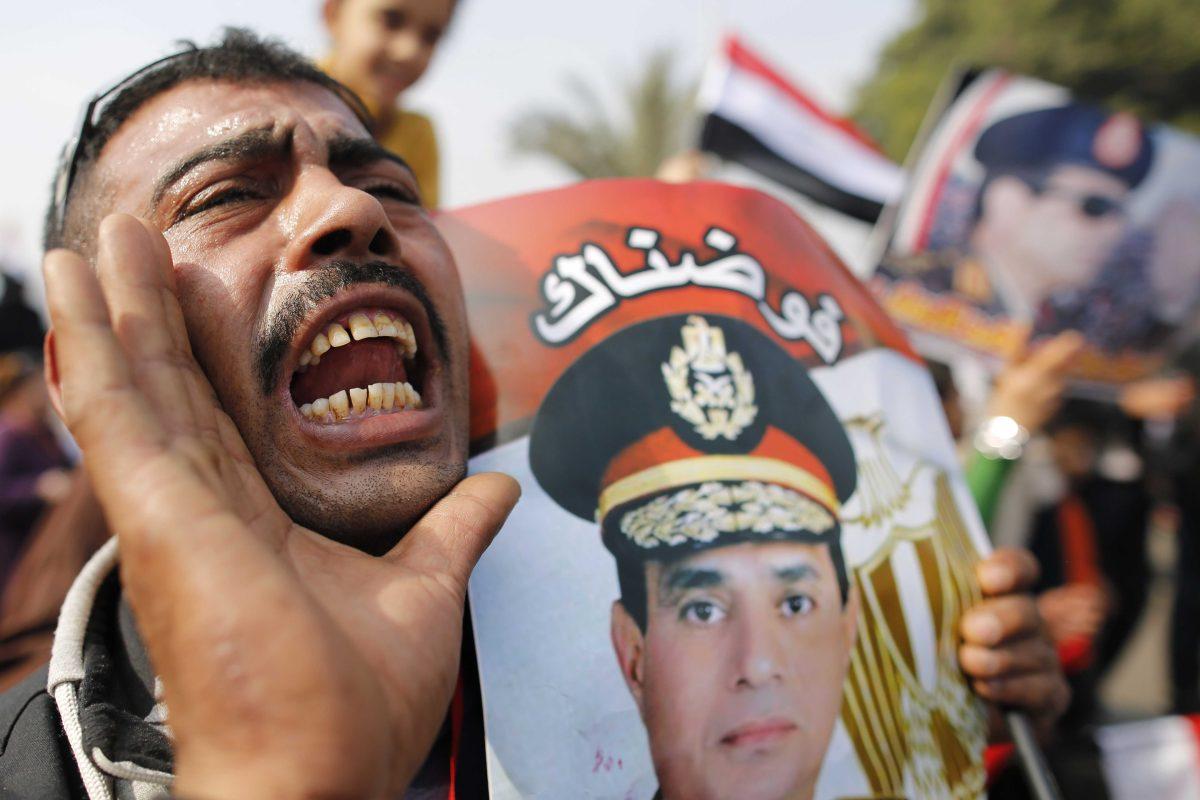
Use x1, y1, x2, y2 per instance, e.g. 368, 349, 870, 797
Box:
386, 472, 521, 586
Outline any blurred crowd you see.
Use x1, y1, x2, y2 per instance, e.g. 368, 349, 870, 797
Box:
929, 332, 1200, 796
0, 272, 107, 690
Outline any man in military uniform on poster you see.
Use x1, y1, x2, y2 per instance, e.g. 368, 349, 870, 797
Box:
530, 314, 1048, 800
883, 103, 1154, 324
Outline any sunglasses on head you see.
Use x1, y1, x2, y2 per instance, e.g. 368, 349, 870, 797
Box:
51, 47, 200, 234
50, 45, 372, 235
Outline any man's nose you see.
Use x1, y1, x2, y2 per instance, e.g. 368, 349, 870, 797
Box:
284, 173, 401, 270
731, 613, 787, 689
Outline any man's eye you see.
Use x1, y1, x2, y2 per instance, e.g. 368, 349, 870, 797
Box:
680, 600, 726, 624
781, 594, 815, 617
363, 183, 421, 206
183, 187, 261, 218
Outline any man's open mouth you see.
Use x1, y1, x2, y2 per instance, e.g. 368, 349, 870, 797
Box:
289, 307, 427, 424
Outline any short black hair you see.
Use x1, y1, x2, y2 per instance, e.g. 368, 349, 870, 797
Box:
45, 27, 368, 254
616, 535, 850, 632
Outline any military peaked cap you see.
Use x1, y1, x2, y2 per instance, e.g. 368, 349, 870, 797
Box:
528, 313, 857, 564
974, 103, 1154, 188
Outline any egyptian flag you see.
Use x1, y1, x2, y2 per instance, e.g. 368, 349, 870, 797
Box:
698, 35, 904, 222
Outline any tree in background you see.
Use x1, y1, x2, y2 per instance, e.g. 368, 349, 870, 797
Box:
509, 49, 696, 179
852, 0, 1200, 162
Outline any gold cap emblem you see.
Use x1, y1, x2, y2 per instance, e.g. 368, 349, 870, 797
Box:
661, 316, 757, 441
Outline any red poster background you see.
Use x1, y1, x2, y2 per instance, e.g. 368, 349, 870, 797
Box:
435, 179, 918, 450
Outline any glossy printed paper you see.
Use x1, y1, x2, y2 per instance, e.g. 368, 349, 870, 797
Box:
440, 180, 991, 799
871, 70, 1200, 387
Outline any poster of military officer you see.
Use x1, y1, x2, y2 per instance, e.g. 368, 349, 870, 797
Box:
872, 69, 1200, 385
528, 313, 860, 800
444, 180, 1014, 799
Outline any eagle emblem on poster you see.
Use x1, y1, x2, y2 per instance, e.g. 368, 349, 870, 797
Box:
838, 416, 988, 800
661, 315, 758, 441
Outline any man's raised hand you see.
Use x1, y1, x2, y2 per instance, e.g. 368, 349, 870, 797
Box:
44, 214, 518, 798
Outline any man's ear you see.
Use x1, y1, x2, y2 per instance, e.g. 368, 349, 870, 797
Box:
44, 329, 66, 422
611, 600, 647, 714
321, 0, 344, 32
841, 582, 860, 657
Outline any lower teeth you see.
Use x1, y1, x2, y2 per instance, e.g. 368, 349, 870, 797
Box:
299, 381, 422, 423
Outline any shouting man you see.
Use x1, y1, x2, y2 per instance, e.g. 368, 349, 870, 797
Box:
0, 30, 518, 799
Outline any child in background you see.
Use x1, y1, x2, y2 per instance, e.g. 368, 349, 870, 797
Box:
322, 0, 455, 208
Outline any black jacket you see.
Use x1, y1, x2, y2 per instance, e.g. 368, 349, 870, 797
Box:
0, 665, 87, 798
0, 540, 491, 799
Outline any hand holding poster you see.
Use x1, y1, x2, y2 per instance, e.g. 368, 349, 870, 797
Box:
871, 70, 1200, 386
437, 180, 993, 798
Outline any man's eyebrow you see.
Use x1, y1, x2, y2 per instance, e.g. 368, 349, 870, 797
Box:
152, 126, 284, 207
775, 563, 820, 583
661, 566, 725, 595
327, 134, 414, 176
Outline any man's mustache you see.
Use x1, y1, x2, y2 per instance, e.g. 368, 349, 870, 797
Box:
254, 260, 449, 396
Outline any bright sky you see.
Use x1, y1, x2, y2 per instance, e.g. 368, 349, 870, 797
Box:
0, 0, 912, 283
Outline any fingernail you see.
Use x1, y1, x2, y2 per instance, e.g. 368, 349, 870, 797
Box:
964, 613, 1002, 644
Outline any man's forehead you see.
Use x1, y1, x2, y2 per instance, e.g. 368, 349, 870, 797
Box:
656, 541, 831, 580
98, 78, 370, 190
1046, 163, 1130, 195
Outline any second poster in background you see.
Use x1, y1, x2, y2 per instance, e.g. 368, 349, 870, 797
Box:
871, 69, 1200, 387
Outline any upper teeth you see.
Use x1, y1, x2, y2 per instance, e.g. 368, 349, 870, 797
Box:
300, 310, 417, 367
